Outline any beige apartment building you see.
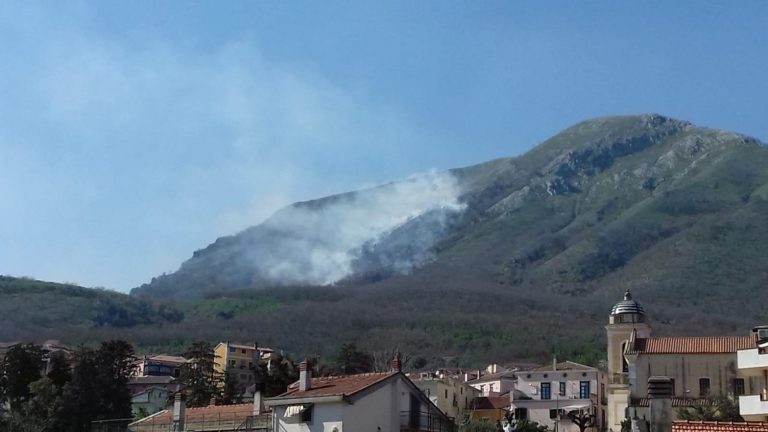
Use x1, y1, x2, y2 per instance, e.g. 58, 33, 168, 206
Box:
213, 342, 273, 390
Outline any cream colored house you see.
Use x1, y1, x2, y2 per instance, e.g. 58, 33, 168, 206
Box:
511, 361, 605, 432
264, 358, 454, 432
606, 290, 754, 431
466, 369, 517, 397
411, 371, 479, 421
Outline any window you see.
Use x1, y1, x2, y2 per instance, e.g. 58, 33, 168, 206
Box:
229, 347, 236, 353
300, 406, 313, 423
621, 342, 628, 372
229, 360, 236, 366
550, 409, 559, 419
580, 381, 590, 399
559, 382, 566, 396
445, 389, 448, 399
242, 349, 246, 354
541, 382, 551, 400
734, 378, 745, 396
514, 408, 528, 420
699, 378, 711, 397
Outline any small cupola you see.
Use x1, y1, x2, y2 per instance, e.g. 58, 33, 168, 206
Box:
609, 289, 646, 324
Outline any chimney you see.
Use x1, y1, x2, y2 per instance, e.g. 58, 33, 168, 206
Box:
299, 360, 311, 391
173, 393, 186, 432
647, 376, 673, 432
553, 357, 557, 372
391, 353, 402, 373
253, 389, 263, 415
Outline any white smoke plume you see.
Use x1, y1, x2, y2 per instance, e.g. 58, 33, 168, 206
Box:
243, 170, 466, 285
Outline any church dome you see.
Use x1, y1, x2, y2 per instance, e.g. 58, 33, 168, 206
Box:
610, 289, 645, 315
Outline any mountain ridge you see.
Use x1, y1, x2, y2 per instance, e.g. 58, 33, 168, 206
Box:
133, 113, 765, 301
5, 113, 768, 365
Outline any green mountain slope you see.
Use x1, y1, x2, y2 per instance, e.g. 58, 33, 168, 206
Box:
0, 276, 182, 344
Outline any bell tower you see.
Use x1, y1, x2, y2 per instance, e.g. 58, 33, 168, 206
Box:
605, 289, 651, 431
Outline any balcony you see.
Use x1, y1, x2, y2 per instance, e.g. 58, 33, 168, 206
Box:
400, 411, 456, 432
738, 349, 768, 376
739, 395, 768, 420
610, 373, 629, 385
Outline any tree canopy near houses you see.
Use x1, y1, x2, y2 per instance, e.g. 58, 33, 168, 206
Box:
0, 340, 136, 432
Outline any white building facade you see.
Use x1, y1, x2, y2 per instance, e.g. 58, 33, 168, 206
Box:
265, 359, 454, 432
511, 361, 605, 432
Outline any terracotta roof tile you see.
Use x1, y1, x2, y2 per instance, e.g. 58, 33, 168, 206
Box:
276, 372, 396, 399
629, 337, 753, 354
673, 421, 768, 432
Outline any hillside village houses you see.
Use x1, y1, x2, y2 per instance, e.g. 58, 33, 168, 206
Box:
13, 289, 768, 432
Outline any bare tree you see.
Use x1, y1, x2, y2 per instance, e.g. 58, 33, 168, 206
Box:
372, 347, 412, 372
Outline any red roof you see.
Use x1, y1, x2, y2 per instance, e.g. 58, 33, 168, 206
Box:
471, 396, 510, 410
277, 372, 396, 399
629, 337, 753, 354
674, 421, 768, 432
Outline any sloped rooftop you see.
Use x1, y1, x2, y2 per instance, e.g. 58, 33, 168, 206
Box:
628, 336, 753, 354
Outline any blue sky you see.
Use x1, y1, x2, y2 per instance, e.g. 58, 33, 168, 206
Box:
1, 1, 766, 291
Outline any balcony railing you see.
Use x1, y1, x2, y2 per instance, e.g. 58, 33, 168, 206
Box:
610, 374, 629, 385
400, 411, 456, 432
93, 413, 272, 432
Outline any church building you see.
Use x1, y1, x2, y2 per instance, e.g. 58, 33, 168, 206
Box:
605, 290, 756, 431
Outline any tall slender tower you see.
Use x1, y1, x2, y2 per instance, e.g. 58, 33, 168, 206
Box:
605, 289, 651, 432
